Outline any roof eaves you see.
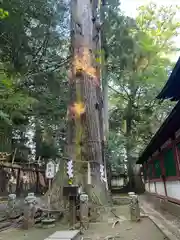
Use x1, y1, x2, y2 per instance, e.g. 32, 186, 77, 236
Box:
136, 102, 180, 164
157, 57, 180, 100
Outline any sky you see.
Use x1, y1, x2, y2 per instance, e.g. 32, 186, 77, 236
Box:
120, 0, 180, 18
120, 0, 180, 61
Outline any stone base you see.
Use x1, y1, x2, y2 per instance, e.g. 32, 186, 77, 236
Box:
112, 197, 131, 205
41, 218, 56, 228
22, 218, 35, 230
142, 193, 180, 218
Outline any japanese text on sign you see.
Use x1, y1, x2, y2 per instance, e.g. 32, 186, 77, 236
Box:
46, 161, 55, 179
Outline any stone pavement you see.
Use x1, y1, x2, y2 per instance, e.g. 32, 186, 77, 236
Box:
140, 196, 180, 240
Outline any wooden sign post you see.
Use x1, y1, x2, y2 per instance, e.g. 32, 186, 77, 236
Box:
63, 185, 79, 227
45, 161, 55, 219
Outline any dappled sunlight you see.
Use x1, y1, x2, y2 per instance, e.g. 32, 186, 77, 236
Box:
72, 47, 100, 87
69, 102, 85, 118
74, 47, 97, 78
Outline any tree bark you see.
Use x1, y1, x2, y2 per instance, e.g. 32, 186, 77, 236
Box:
46, 0, 108, 209
69, 0, 108, 204
125, 97, 134, 191
126, 97, 144, 193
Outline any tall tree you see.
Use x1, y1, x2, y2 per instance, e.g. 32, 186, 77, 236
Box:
45, 0, 109, 209
0, 0, 69, 162
66, 0, 108, 204
107, 2, 180, 190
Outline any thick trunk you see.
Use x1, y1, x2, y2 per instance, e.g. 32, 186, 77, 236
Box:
126, 143, 134, 191
125, 76, 137, 191
103, 82, 109, 139
125, 98, 134, 190
46, 158, 67, 209
82, 76, 107, 204
133, 165, 145, 193
72, 0, 107, 204
47, 0, 108, 208
92, 0, 108, 192
126, 124, 145, 193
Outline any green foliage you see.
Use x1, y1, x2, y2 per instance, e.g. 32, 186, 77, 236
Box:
0, 0, 179, 172
0, 0, 69, 161
0, 8, 8, 19
0, 110, 12, 125
0, 71, 37, 125
108, 131, 126, 173
136, 3, 180, 54
106, 2, 179, 173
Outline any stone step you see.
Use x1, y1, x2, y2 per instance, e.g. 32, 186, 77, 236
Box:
112, 196, 131, 205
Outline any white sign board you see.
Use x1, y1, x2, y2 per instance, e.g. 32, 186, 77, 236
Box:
67, 160, 73, 178
46, 161, 55, 179
100, 164, 104, 177
100, 164, 108, 186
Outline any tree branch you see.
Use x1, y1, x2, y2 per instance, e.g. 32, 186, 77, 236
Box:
119, 84, 132, 101
108, 84, 128, 101
23, 56, 71, 78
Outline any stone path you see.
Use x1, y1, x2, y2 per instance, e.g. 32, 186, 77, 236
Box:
140, 197, 180, 240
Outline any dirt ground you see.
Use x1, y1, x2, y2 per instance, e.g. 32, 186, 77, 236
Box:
0, 205, 166, 240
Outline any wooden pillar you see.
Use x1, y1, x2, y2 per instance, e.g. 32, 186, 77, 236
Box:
16, 168, 21, 197
172, 137, 180, 177
69, 196, 76, 227
160, 152, 167, 197
154, 181, 157, 194
36, 170, 39, 194
151, 160, 155, 179
108, 162, 112, 190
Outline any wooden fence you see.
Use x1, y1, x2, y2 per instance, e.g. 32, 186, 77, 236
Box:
0, 163, 47, 197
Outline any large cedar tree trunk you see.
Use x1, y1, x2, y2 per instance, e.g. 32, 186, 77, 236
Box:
48, 0, 108, 209
69, 0, 107, 205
